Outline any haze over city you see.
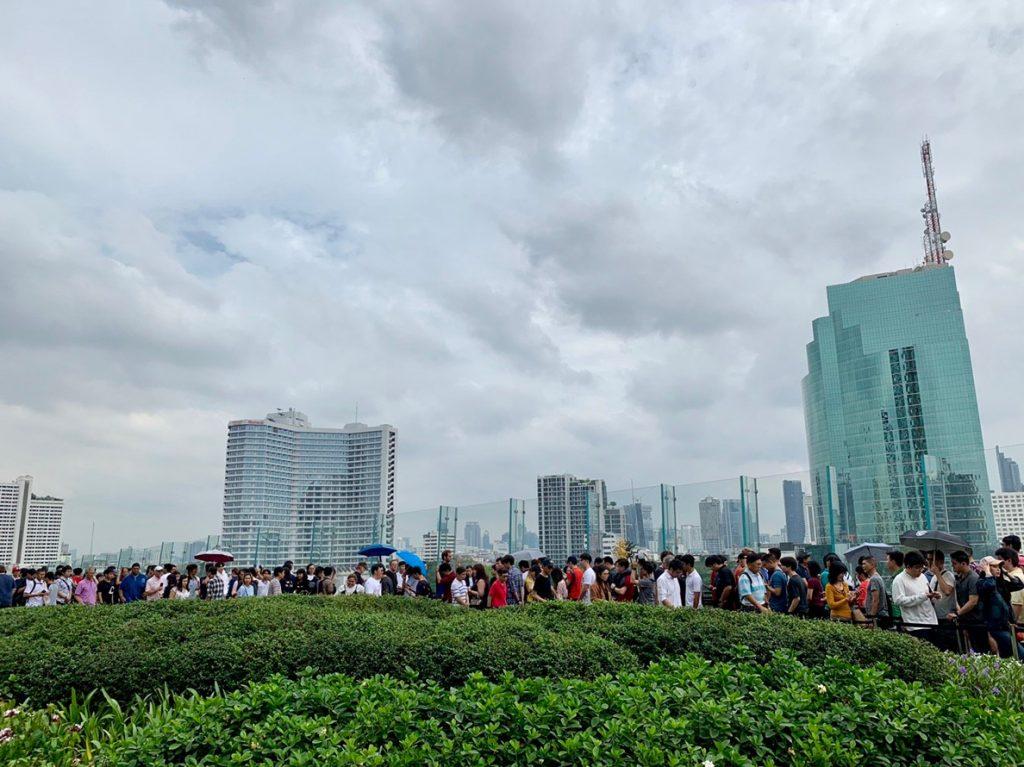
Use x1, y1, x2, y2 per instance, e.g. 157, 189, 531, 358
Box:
1, 2, 1023, 551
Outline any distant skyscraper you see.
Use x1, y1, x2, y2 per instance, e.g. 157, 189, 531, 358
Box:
802, 144, 994, 549
537, 474, 607, 563
996, 447, 1024, 492
721, 499, 743, 550
481, 530, 491, 550
604, 503, 625, 539
221, 409, 396, 567
678, 524, 701, 553
698, 496, 722, 553
991, 492, 1024, 542
783, 480, 806, 543
0, 476, 64, 568
802, 493, 817, 545
463, 521, 482, 549
622, 502, 653, 549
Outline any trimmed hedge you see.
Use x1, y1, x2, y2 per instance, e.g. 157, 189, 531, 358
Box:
3, 653, 1020, 766
0, 597, 948, 703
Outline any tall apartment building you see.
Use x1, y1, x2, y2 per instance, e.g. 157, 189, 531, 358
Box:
698, 496, 722, 553
991, 492, 1024, 542
996, 447, 1024, 493
536, 474, 607, 564
783, 480, 806, 543
622, 501, 653, 549
421, 529, 455, 562
463, 520, 482, 549
221, 409, 396, 568
0, 476, 64, 568
721, 499, 743, 551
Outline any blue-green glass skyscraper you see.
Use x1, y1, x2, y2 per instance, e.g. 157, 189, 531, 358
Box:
802, 263, 994, 549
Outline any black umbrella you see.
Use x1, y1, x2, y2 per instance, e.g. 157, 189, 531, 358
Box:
899, 529, 972, 556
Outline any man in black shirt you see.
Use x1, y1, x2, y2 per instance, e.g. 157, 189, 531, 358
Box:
97, 568, 119, 605
280, 561, 296, 594
706, 555, 737, 609
780, 557, 808, 616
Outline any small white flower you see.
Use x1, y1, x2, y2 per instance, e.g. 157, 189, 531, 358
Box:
817, 684, 827, 693
50, 714, 61, 723
2, 708, 19, 719
0, 727, 13, 743
703, 760, 715, 767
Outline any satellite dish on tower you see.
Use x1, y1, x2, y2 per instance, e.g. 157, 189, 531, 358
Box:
940, 231, 951, 242
942, 250, 954, 261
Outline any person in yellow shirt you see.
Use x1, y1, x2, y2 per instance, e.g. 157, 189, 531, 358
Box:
825, 562, 855, 621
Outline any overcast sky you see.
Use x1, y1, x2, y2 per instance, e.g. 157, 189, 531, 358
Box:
1, 2, 1022, 550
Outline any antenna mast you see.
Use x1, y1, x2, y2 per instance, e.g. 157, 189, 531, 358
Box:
920, 139, 952, 265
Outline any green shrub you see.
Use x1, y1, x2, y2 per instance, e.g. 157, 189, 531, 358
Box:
1, 653, 1019, 766
0, 597, 947, 703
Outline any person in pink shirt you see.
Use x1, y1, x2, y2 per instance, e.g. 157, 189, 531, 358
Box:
74, 568, 98, 606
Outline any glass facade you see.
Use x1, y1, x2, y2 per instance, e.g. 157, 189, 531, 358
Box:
221, 410, 396, 567
802, 264, 995, 549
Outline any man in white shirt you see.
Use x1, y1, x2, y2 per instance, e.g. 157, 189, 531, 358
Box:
363, 564, 384, 597
23, 570, 48, 607
892, 551, 939, 642
580, 554, 596, 604
450, 567, 470, 606
145, 566, 165, 601
680, 554, 702, 609
656, 558, 683, 608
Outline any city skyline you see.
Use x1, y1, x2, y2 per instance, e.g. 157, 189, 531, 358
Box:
3, 4, 1023, 551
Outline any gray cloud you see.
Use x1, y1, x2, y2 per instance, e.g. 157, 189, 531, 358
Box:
0, 2, 1022, 547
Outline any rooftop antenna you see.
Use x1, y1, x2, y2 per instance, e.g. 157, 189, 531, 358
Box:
920, 138, 953, 265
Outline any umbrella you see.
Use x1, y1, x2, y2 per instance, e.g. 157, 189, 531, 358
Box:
899, 529, 972, 556
843, 543, 895, 564
195, 549, 234, 563
358, 543, 397, 558
394, 550, 426, 572
510, 548, 546, 562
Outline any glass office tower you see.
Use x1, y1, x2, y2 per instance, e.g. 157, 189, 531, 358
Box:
221, 409, 396, 567
802, 263, 994, 549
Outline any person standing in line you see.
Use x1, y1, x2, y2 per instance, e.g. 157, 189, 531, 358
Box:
780, 557, 808, 617
656, 558, 683, 608
98, 568, 119, 605
183, 564, 199, 597
23, 569, 47, 607
74, 568, 98, 606
679, 555, 702, 609
385, 560, 403, 596
340, 573, 364, 595
450, 566, 470, 606
886, 550, 905, 621
172, 574, 192, 599
0, 565, 13, 608
611, 559, 635, 603
796, 553, 811, 580
635, 561, 656, 605
364, 564, 385, 597
765, 555, 788, 613
268, 567, 284, 596
738, 553, 769, 614
120, 563, 146, 603
45, 572, 59, 606
579, 554, 596, 604
590, 566, 613, 602
502, 556, 524, 606
236, 572, 255, 597
892, 551, 940, 643
927, 551, 957, 627
205, 564, 226, 600
948, 550, 984, 652
55, 566, 74, 606
435, 550, 453, 593
564, 557, 582, 601
825, 562, 856, 622
256, 569, 272, 597
862, 557, 890, 626
488, 568, 508, 608
469, 563, 489, 607
144, 566, 164, 601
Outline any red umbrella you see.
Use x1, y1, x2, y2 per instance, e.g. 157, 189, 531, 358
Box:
194, 549, 234, 563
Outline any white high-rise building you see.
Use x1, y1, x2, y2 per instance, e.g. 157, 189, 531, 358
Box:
421, 529, 455, 562
221, 409, 396, 568
803, 493, 818, 545
537, 474, 607, 564
991, 492, 1024, 542
0, 476, 64, 567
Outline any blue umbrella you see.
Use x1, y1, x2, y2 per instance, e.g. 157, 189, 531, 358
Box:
358, 543, 397, 557
394, 550, 426, 572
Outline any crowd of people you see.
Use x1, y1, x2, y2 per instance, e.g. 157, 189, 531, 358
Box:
2, 534, 1023, 657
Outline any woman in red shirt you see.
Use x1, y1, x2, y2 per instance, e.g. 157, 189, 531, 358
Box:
487, 569, 508, 608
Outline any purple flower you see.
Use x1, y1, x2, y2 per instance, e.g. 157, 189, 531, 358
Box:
958, 666, 967, 675
994, 688, 1001, 695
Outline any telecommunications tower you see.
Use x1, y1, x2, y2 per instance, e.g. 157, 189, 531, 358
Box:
920, 139, 954, 265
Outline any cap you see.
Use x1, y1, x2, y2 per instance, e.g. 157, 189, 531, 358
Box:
154, 565, 164, 571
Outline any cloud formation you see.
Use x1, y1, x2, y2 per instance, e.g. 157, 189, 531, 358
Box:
1, 1, 1022, 548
